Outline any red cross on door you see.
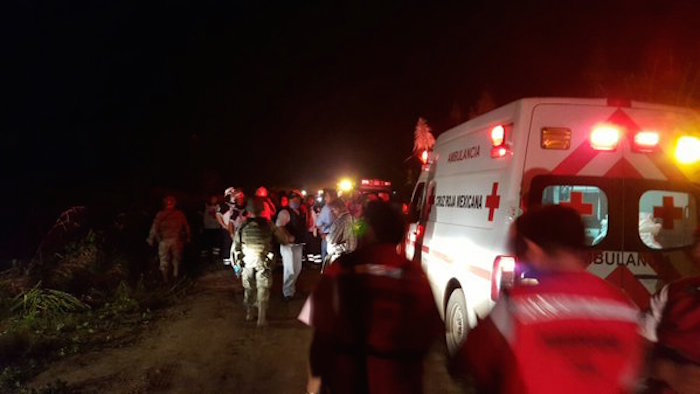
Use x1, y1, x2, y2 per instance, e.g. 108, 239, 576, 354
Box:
653, 196, 683, 229
560, 192, 593, 216
486, 182, 501, 221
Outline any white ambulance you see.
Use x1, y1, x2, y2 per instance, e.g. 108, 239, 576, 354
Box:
404, 97, 700, 353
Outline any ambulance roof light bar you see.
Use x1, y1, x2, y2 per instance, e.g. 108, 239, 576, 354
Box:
590, 124, 621, 151
633, 131, 660, 152
675, 136, 700, 165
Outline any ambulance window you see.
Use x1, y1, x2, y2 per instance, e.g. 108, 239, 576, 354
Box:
409, 183, 426, 222
639, 190, 696, 249
541, 185, 609, 246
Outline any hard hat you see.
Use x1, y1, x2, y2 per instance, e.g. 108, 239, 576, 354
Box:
232, 189, 245, 199
255, 186, 269, 198
289, 189, 303, 199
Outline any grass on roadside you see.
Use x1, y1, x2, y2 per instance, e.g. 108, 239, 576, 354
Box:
0, 277, 194, 393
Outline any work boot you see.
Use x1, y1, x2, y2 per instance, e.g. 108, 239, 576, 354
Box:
257, 302, 268, 327
245, 307, 255, 322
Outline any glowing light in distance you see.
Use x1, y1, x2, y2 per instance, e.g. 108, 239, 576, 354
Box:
317, 189, 324, 195
590, 125, 621, 151
301, 190, 307, 197
338, 178, 353, 192
491, 125, 505, 146
675, 136, 700, 164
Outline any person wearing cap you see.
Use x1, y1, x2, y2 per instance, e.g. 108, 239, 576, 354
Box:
147, 195, 191, 282
454, 205, 644, 393
255, 186, 277, 222
276, 191, 307, 300
217, 187, 248, 265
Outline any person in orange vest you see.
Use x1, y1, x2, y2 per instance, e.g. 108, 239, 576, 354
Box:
454, 205, 644, 393
300, 201, 442, 394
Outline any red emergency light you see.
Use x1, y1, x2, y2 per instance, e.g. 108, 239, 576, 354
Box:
420, 150, 429, 164
491, 125, 505, 146
590, 124, 621, 151
490, 124, 510, 158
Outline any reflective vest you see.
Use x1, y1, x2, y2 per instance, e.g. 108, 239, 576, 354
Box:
476, 272, 644, 394
307, 245, 442, 394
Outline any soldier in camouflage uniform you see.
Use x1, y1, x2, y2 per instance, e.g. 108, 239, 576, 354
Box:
147, 195, 191, 283
233, 196, 288, 327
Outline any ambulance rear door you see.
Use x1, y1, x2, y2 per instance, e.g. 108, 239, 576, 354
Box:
524, 102, 700, 307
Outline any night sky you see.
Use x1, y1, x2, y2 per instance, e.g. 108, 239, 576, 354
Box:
4, 0, 700, 257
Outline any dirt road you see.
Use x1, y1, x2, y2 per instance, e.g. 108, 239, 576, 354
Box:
30, 264, 465, 393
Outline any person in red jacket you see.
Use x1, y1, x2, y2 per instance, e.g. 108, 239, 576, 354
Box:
300, 201, 442, 394
643, 275, 700, 394
455, 205, 644, 393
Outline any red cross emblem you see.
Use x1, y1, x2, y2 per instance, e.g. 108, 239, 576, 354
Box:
653, 196, 683, 229
560, 192, 593, 216
485, 182, 501, 221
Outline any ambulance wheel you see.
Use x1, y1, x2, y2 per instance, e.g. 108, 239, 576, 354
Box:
445, 288, 468, 355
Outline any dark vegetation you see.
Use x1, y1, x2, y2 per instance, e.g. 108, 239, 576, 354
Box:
0, 206, 197, 393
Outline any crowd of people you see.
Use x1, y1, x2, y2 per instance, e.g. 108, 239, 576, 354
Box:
145, 185, 384, 323
145, 190, 700, 393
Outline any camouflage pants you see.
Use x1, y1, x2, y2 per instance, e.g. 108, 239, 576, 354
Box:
158, 238, 184, 277
241, 266, 272, 307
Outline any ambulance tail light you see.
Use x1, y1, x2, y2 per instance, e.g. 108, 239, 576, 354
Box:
590, 125, 621, 151
633, 131, 660, 152
491, 255, 516, 301
675, 136, 700, 164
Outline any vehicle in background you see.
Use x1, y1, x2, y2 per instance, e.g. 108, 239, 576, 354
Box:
358, 179, 393, 202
